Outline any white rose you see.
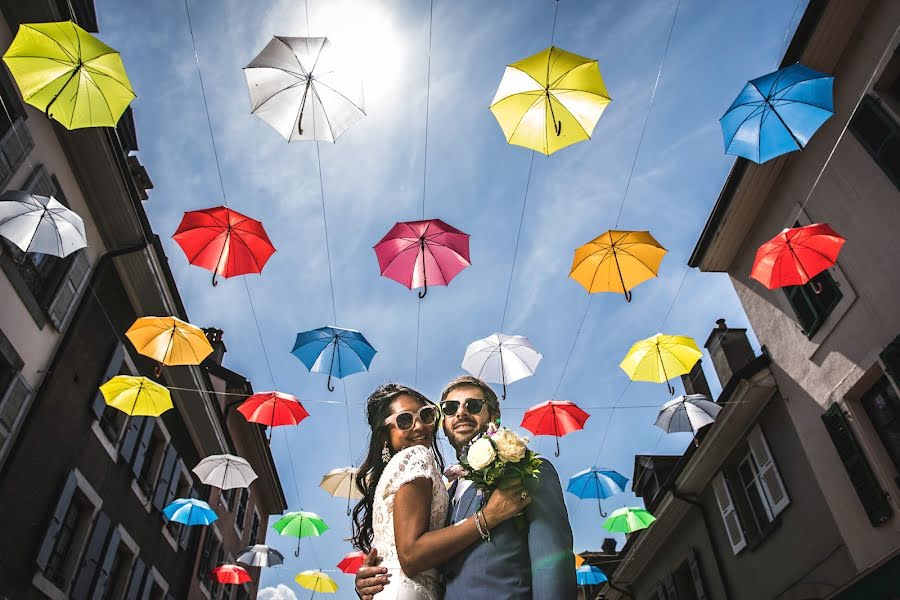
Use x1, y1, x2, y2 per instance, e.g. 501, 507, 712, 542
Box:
466, 437, 496, 470
493, 429, 527, 463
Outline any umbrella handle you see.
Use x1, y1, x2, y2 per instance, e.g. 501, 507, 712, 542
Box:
812, 280, 823, 295
212, 272, 219, 287
295, 538, 301, 557
347, 495, 352, 516
555, 120, 562, 136
624, 289, 632, 303
418, 281, 428, 299
154, 363, 163, 378
44, 64, 81, 119
555, 436, 560, 458
502, 381, 507, 401
327, 374, 335, 392
599, 497, 606, 517
667, 381, 675, 395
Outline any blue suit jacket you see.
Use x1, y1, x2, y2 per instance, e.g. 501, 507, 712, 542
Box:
443, 460, 576, 600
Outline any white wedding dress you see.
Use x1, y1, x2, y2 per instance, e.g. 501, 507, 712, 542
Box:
372, 444, 449, 600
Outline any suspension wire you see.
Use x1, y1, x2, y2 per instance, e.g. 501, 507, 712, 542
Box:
243, 278, 278, 389
499, 152, 535, 333
549, 0, 560, 47
551, 295, 593, 400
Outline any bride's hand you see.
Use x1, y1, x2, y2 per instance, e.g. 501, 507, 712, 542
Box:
481, 481, 531, 528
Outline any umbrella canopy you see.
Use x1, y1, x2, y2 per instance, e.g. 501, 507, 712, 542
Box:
373, 219, 471, 298
620, 333, 702, 395
126, 316, 214, 371
569, 230, 667, 302
520, 400, 589, 456
750, 223, 845, 291
654, 394, 721, 435
574, 554, 585, 568
490, 46, 611, 155
272, 511, 329, 557
236, 544, 284, 568
461, 333, 542, 399
292, 326, 376, 391
576, 565, 608, 586
244, 36, 364, 142
337, 550, 366, 575
209, 564, 251, 585
163, 498, 217, 526
0, 191, 87, 257
2, 21, 135, 129
603, 506, 656, 533
320, 467, 362, 515
237, 391, 309, 439
721, 63, 834, 164
295, 570, 339, 598
193, 454, 258, 490
99, 375, 173, 417
172, 206, 276, 286
566, 468, 629, 516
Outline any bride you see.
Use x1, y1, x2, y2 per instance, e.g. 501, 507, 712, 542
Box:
351, 383, 530, 600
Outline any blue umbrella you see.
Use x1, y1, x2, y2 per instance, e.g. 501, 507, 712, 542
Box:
292, 326, 376, 391
720, 63, 834, 164
163, 498, 218, 526
567, 468, 629, 516
576, 565, 608, 586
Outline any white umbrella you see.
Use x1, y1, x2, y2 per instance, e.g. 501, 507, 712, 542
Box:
461, 333, 543, 399
244, 36, 365, 142
0, 190, 86, 257
236, 544, 284, 568
192, 454, 258, 490
320, 466, 363, 515
654, 394, 721, 435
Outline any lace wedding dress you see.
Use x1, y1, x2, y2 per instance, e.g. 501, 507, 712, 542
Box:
372, 444, 449, 600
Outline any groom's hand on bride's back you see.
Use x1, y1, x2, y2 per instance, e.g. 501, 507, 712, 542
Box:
355, 548, 390, 600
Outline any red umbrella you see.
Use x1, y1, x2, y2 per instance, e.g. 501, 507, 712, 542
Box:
210, 564, 252, 585
373, 219, 471, 298
337, 550, 366, 574
520, 400, 590, 457
237, 391, 309, 441
750, 223, 845, 292
173, 206, 276, 286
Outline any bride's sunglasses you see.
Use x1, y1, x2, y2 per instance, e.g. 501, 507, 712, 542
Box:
440, 398, 486, 417
384, 405, 440, 431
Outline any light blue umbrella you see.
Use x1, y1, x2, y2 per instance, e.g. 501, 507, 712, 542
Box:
567, 468, 629, 516
720, 63, 834, 164
291, 326, 376, 391
576, 565, 608, 586
163, 498, 218, 526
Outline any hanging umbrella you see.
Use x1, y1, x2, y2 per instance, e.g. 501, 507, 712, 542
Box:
603, 506, 656, 533
172, 206, 276, 286
99, 375, 173, 417
574, 554, 585, 568
244, 36, 364, 142
520, 400, 589, 457
566, 468, 629, 517
163, 498, 217, 526
193, 454, 258, 490
319, 467, 363, 515
125, 316, 214, 375
295, 570, 338, 599
620, 333, 702, 395
750, 223, 845, 292
576, 565, 608, 586
236, 544, 284, 568
373, 219, 471, 298
654, 394, 721, 437
337, 550, 366, 575
569, 230, 667, 302
721, 63, 834, 164
292, 326, 376, 392
461, 333, 542, 400
209, 564, 251, 585
2, 21, 135, 129
237, 391, 309, 441
0, 191, 87, 257
490, 46, 611, 155
272, 511, 329, 557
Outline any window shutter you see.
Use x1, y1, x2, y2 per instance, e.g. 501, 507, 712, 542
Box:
140, 574, 154, 600
47, 249, 89, 331
822, 403, 893, 525
130, 420, 155, 479
0, 373, 31, 442
180, 484, 201, 550
93, 343, 125, 419
35, 471, 78, 570
164, 460, 184, 508
70, 510, 112, 600
92, 526, 121, 600
688, 548, 708, 600
747, 425, 790, 517
152, 446, 179, 511
119, 416, 146, 465
712, 473, 747, 554
125, 557, 146, 600
880, 335, 900, 392
664, 574, 678, 600
655, 583, 667, 600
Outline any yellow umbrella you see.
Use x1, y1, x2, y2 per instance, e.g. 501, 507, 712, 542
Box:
2, 21, 135, 129
295, 570, 338, 599
99, 375, 173, 417
620, 334, 702, 395
569, 230, 667, 302
490, 46, 611, 155
319, 467, 363, 515
126, 316, 213, 373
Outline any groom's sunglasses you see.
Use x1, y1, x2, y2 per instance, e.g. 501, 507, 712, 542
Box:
440, 398, 486, 417
384, 405, 439, 431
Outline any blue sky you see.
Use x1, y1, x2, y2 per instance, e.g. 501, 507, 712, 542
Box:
94, 0, 804, 596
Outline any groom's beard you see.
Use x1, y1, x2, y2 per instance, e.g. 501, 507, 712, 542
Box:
445, 419, 487, 455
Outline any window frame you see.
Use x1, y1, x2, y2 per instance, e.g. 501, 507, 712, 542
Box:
90, 344, 139, 459
234, 487, 249, 537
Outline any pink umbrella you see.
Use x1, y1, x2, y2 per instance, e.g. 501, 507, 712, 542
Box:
373, 219, 471, 298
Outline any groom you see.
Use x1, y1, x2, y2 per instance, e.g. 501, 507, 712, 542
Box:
355, 375, 575, 599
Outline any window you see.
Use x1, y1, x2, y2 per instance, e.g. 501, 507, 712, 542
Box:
0, 65, 33, 187
220, 487, 234, 511
861, 376, 900, 486
164, 471, 191, 541
657, 549, 707, 600
137, 426, 167, 497
98, 538, 136, 600
91, 343, 131, 444
737, 453, 774, 530
783, 264, 842, 338
850, 95, 900, 190
248, 510, 261, 546
235, 488, 249, 534
0, 329, 29, 459
43, 493, 91, 587
198, 529, 222, 587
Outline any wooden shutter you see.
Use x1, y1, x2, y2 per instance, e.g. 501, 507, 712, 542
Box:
129, 420, 155, 479
93, 343, 125, 419
822, 403, 893, 525
35, 471, 78, 570
655, 583, 668, 600
70, 511, 112, 600
664, 574, 678, 600
880, 335, 900, 392
125, 557, 146, 600
712, 473, 747, 554
152, 446, 178, 510
92, 526, 122, 600
747, 425, 790, 517
688, 548, 708, 600
0, 373, 31, 445
119, 416, 146, 464
180, 484, 200, 550
47, 249, 89, 331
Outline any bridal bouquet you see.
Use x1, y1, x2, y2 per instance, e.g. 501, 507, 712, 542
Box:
458, 423, 543, 493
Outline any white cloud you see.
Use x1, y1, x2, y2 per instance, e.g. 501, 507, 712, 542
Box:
258, 584, 299, 600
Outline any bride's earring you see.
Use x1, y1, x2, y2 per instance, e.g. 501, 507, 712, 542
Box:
382, 442, 391, 464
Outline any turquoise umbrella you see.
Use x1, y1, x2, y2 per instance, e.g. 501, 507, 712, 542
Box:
576, 565, 608, 585
291, 326, 376, 391
566, 468, 629, 516
163, 498, 217, 526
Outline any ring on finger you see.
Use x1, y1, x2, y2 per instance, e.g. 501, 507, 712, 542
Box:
520, 490, 528, 499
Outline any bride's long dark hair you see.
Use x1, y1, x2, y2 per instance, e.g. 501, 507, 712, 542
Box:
350, 383, 444, 553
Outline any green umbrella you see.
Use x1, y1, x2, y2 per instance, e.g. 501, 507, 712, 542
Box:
272, 511, 328, 556
603, 507, 656, 533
